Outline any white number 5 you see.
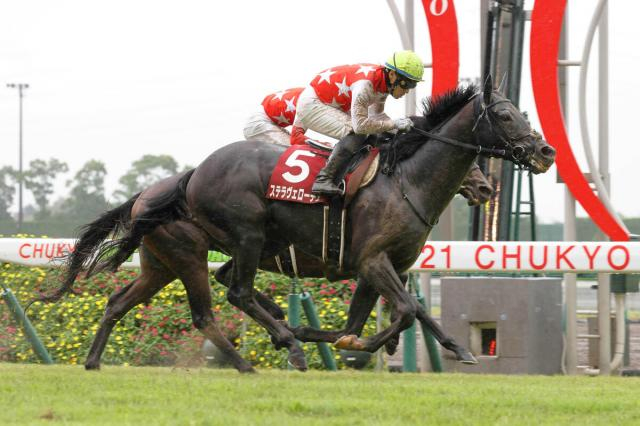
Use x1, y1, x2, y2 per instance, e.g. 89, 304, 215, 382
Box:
282, 150, 316, 183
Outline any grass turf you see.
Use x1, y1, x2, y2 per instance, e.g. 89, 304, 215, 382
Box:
1, 363, 640, 425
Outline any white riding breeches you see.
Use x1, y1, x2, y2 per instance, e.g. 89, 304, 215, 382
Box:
293, 87, 353, 140
243, 110, 291, 146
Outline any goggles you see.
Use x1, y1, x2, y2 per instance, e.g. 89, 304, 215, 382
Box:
398, 78, 418, 90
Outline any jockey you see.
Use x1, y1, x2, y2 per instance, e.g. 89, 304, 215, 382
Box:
292, 50, 424, 195
243, 87, 305, 146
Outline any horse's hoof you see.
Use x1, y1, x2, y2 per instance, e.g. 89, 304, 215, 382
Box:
458, 351, 478, 365
287, 349, 308, 372
287, 358, 308, 372
385, 338, 400, 355
239, 365, 257, 374
334, 335, 365, 351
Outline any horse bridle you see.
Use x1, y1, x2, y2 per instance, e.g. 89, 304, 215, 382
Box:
410, 93, 537, 171
387, 91, 538, 229
473, 95, 539, 166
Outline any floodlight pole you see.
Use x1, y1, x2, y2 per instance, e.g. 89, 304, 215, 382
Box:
6, 83, 29, 230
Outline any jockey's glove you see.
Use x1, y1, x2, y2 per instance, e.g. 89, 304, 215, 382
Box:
393, 117, 414, 132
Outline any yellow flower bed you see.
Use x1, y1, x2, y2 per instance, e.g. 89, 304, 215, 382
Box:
1, 264, 376, 370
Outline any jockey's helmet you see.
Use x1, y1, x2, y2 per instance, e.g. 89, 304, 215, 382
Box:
384, 51, 425, 88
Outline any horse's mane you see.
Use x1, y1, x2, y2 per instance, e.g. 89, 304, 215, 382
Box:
378, 84, 479, 167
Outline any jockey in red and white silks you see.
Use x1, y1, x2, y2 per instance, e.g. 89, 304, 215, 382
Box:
292, 64, 397, 142
243, 88, 304, 146
294, 50, 425, 196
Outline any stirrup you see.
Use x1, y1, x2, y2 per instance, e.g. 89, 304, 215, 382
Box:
311, 180, 341, 196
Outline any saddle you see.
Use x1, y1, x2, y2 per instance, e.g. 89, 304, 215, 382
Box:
306, 138, 380, 207
272, 138, 380, 274
314, 139, 377, 272
266, 135, 385, 274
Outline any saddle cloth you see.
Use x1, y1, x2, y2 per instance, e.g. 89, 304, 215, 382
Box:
266, 143, 379, 204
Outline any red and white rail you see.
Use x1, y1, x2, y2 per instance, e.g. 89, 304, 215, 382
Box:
2, 238, 639, 273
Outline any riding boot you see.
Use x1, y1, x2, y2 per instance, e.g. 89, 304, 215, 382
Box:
312, 133, 366, 196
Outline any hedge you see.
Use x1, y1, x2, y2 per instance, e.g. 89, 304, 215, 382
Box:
0, 262, 379, 370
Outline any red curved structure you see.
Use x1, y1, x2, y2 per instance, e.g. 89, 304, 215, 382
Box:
530, 0, 628, 241
421, 0, 459, 96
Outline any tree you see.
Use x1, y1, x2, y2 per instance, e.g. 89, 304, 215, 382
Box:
69, 159, 107, 197
0, 166, 16, 222
23, 158, 69, 220
114, 154, 179, 201
60, 159, 110, 223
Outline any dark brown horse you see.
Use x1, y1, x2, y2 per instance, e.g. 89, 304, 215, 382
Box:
85, 166, 492, 370
47, 78, 555, 372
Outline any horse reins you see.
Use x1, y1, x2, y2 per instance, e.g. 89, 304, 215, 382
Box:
410, 126, 507, 158
391, 92, 538, 228
407, 94, 537, 171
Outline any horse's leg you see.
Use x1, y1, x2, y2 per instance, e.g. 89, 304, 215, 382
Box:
383, 272, 408, 356
329, 270, 477, 363
142, 225, 255, 373
215, 259, 287, 349
290, 272, 403, 357
387, 269, 476, 363
214, 260, 285, 321
291, 270, 446, 360
299, 274, 403, 351
226, 231, 307, 371
334, 253, 417, 353
84, 245, 174, 370
414, 304, 477, 364
192, 190, 306, 370
292, 276, 379, 343
177, 260, 255, 373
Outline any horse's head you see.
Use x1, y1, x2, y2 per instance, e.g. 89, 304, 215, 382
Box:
457, 163, 493, 206
473, 76, 556, 174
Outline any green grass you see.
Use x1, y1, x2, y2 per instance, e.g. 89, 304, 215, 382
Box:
2, 363, 640, 425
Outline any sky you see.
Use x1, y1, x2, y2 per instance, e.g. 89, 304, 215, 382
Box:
1, 0, 639, 224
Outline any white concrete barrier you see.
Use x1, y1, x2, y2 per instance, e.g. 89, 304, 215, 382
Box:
1, 238, 639, 273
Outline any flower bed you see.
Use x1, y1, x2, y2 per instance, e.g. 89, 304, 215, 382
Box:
1, 263, 378, 369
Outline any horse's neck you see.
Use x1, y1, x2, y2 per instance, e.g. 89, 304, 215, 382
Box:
402, 104, 478, 219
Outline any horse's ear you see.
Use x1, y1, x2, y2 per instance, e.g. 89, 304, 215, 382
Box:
483, 74, 493, 105
497, 72, 508, 94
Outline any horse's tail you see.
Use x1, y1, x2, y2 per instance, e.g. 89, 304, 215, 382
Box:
36, 193, 141, 304
88, 168, 196, 275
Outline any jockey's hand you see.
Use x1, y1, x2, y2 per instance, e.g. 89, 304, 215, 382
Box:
393, 117, 414, 132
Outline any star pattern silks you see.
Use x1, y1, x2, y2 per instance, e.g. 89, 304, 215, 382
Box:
309, 63, 384, 112
261, 87, 304, 128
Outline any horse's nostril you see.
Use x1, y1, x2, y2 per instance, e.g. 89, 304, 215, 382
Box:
541, 145, 556, 158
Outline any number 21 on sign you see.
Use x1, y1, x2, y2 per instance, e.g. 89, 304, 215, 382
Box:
420, 244, 451, 269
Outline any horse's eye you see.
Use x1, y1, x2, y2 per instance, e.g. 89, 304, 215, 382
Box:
497, 111, 512, 121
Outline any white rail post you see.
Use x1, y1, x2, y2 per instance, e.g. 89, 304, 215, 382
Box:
558, 3, 578, 375
596, 0, 611, 376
